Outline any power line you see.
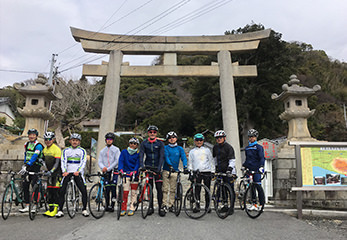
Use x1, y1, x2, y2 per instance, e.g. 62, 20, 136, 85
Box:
0, 69, 49, 74
60, 0, 191, 73
59, 0, 233, 74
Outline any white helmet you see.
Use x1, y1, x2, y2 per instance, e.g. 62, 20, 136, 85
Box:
43, 132, 55, 139
214, 130, 226, 138
70, 133, 82, 140
166, 131, 178, 139
129, 137, 140, 145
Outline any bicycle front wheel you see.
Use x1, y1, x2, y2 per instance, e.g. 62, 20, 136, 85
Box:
183, 183, 211, 219
29, 184, 40, 220
66, 181, 77, 218
2, 184, 13, 220
174, 182, 183, 217
238, 180, 246, 210
133, 183, 143, 212
88, 183, 105, 219
244, 183, 265, 219
116, 185, 123, 220
214, 183, 233, 219
141, 183, 152, 219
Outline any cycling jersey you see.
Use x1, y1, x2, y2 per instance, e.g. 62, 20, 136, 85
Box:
61, 146, 87, 173
139, 138, 165, 171
212, 142, 236, 174
98, 145, 120, 172
243, 141, 265, 171
24, 140, 44, 166
188, 145, 215, 173
163, 144, 187, 171
42, 143, 61, 175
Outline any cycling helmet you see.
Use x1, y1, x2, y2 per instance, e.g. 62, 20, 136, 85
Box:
166, 131, 178, 139
147, 125, 158, 132
194, 133, 204, 140
43, 132, 55, 139
70, 133, 82, 140
247, 129, 259, 138
28, 128, 39, 136
214, 130, 226, 138
129, 137, 140, 145
105, 132, 115, 140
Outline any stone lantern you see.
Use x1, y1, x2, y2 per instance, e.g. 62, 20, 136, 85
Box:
14, 74, 62, 137
271, 75, 321, 141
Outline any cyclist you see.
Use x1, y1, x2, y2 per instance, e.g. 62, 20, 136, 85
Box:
243, 129, 265, 210
212, 130, 236, 215
188, 133, 215, 213
139, 125, 165, 216
55, 133, 89, 217
98, 132, 120, 212
118, 137, 140, 216
42, 131, 62, 217
162, 131, 188, 215
19, 128, 44, 213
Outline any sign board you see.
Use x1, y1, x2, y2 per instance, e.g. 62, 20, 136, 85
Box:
90, 138, 97, 159
300, 146, 347, 186
258, 139, 278, 159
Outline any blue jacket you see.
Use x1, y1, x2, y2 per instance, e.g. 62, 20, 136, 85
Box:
163, 145, 187, 171
243, 142, 265, 171
139, 138, 165, 171
118, 149, 140, 173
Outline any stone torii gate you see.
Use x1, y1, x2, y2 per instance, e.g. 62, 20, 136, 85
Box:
70, 27, 270, 172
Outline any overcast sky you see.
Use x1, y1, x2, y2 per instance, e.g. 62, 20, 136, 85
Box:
0, 0, 346, 88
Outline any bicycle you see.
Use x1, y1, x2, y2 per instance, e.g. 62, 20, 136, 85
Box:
211, 172, 235, 219
28, 171, 48, 220
183, 170, 211, 219
168, 169, 183, 217
65, 173, 81, 219
133, 168, 154, 219
238, 168, 266, 219
1, 170, 25, 220
87, 172, 106, 219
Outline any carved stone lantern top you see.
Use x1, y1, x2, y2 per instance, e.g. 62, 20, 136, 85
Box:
271, 75, 321, 101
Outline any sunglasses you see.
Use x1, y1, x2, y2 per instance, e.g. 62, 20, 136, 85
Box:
195, 139, 204, 142
106, 138, 114, 141
44, 138, 53, 141
129, 142, 138, 145
215, 136, 224, 139
148, 131, 157, 134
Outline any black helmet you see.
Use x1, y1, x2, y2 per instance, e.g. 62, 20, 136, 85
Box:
166, 131, 178, 139
147, 125, 158, 132
28, 128, 39, 136
105, 132, 115, 140
247, 129, 259, 138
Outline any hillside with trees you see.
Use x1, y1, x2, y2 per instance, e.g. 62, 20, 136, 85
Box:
1, 23, 346, 147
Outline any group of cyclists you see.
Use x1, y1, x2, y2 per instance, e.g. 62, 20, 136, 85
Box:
16, 124, 265, 218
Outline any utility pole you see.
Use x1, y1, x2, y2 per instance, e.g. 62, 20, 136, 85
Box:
344, 103, 347, 129
44, 54, 58, 133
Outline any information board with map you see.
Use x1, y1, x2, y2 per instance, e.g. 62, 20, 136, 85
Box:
300, 146, 347, 186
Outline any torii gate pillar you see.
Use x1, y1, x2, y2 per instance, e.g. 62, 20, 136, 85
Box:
218, 50, 241, 172
96, 50, 123, 159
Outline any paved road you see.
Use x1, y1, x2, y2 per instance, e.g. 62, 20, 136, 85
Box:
1, 209, 346, 240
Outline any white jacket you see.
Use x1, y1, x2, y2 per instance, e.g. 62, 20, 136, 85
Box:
61, 146, 87, 173
188, 146, 215, 172
98, 145, 120, 172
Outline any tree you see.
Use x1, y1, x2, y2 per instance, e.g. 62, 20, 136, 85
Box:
50, 78, 103, 148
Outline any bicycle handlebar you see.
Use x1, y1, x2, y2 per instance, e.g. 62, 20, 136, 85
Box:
241, 169, 267, 180
168, 169, 181, 179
